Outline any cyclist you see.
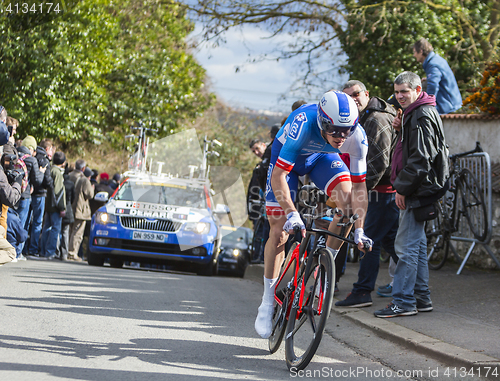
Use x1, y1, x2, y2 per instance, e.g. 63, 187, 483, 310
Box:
255, 90, 373, 338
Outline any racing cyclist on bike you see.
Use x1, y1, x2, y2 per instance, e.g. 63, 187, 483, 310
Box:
255, 90, 373, 338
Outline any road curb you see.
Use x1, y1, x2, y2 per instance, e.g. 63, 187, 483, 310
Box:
245, 264, 500, 371
332, 307, 500, 370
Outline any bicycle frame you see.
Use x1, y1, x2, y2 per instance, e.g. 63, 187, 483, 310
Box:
274, 212, 356, 322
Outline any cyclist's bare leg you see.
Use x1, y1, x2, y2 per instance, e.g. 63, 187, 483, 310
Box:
326, 180, 352, 250
264, 213, 288, 279
255, 213, 288, 338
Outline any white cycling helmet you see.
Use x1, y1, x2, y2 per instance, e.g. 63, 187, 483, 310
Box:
317, 91, 359, 138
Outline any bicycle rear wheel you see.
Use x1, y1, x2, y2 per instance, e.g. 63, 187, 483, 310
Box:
458, 168, 488, 241
285, 247, 335, 371
425, 203, 449, 270
269, 242, 299, 354
251, 217, 265, 263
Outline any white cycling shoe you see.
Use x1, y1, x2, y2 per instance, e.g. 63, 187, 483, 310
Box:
255, 303, 274, 339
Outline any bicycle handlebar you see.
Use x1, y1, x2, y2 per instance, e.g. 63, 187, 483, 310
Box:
450, 141, 483, 161
308, 227, 356, 246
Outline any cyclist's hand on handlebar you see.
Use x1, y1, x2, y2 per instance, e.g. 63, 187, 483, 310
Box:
283, 211, 306, 237
354, 228, 373, 253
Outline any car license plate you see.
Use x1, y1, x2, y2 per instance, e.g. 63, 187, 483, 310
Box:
132, 231, 166, 242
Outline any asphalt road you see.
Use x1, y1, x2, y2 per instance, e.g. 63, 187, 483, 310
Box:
0, 260, 457, 381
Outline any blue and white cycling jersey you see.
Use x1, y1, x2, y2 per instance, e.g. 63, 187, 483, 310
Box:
265, 103, 368, 216
274, 103, 368, 183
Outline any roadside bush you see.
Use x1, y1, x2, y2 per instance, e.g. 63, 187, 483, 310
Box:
463, 63, 500, 114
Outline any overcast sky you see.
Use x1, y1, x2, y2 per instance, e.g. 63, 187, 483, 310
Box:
191, 26, 334, 114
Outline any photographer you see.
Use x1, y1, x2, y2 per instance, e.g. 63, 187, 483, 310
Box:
0, 106, 23, 265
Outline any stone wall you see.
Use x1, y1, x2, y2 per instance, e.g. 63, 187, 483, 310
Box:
441, 115, 500, 270
442, 114, 500, 161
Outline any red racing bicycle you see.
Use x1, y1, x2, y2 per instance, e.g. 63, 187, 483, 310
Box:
268, 184, 359, 370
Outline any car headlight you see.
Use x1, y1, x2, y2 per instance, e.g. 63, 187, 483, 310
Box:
96, 211, 117, 225
232, 249, 240, 257
184, 222, 211, 235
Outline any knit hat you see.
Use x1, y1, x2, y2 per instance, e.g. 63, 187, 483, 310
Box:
53, 151, 66, 165
22, 135, 37, 151
100, 172, 109, 181
83, 167, 93, 177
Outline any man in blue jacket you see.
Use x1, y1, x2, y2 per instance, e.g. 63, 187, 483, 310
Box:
413, 38, 462, 115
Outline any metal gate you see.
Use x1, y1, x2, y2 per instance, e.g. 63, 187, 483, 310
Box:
451, 150, 500, 274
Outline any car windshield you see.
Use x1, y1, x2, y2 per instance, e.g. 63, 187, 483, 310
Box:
221, 229, 247, 245
114, 180, 207, 208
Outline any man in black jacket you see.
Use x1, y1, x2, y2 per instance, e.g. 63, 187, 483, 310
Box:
336, 80, 399, 308
27, 138, 54, 257
58, 166, 75, 261
374, 71, 449, 318
0, 111, 23, 265
15, 136, 45, 257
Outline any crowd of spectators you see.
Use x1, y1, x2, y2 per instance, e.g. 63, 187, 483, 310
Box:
0, 106, 121, 266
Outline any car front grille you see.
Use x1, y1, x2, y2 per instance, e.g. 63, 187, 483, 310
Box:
120, 216, 182, 232
101, 239, 206, 256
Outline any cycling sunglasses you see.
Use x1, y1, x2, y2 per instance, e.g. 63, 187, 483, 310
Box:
318, 115, 353, 138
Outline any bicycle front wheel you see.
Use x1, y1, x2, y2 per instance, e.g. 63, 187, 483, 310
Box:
285, 247, 335, 371
458, 168, 488, 241
269, 242, 299, 354
425, 203, 449, 270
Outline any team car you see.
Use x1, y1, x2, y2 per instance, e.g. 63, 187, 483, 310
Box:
217, 225, 253, 277
87, 172, 228, 275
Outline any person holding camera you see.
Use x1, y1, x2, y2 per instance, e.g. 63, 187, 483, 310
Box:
0, 106, 23, 265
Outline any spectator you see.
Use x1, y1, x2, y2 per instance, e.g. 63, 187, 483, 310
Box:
1, 115, 18, 238
90, 172, 114, 217
109, 173, 121, 191
374, 71, 449, 318
97, 173, 113, 193
247, 138, 267, 224
40, 151, 66, 259
413, 38, 462, 114
58, 164, 75, 261
247, 126, 279, 263
249, 139, 266, 159
6, 207, 28, 261
4, 116, 18, 160
336, 80, 399, 308
28, 138, 54, 257
14, 135, 45, 258
90, 169, 99, 186
0, 108, 23, 265
68, 159, 86, 184
68, 167, 94, 261
291, 99, 307, 111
